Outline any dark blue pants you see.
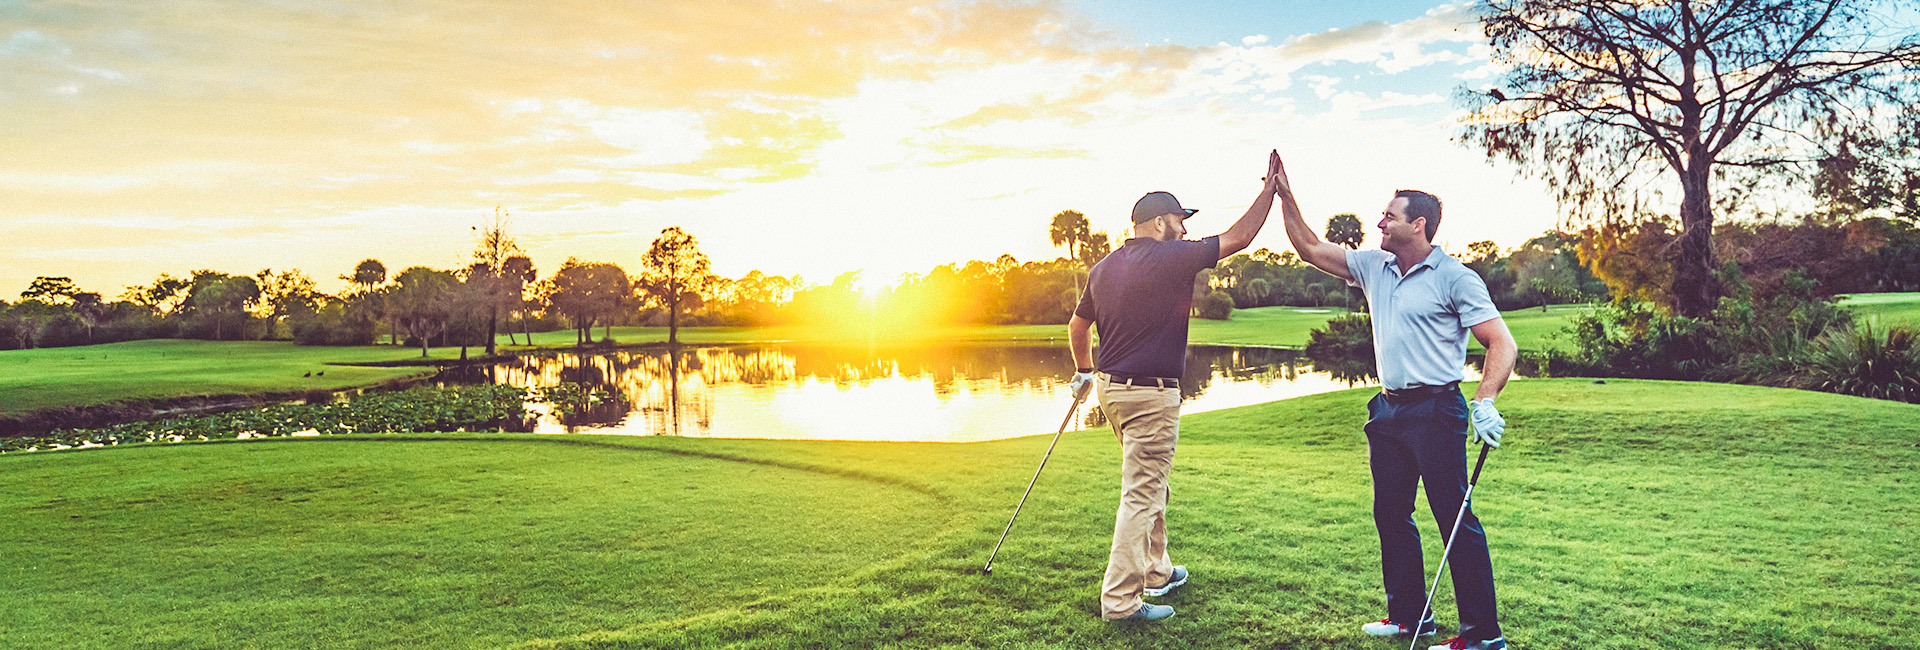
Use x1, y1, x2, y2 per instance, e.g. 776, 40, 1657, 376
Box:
1365, 391, 1501, 641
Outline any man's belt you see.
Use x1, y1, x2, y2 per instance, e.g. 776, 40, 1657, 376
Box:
1381, 381, 1461, 402
1102, 372, 1179, 389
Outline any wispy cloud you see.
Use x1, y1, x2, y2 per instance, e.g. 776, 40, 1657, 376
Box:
0, 1, 1558, 294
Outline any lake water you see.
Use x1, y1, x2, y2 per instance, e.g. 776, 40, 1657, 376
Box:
451, 342, 1489, 443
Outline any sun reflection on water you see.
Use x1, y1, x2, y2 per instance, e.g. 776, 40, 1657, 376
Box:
469, 342, 1480, 443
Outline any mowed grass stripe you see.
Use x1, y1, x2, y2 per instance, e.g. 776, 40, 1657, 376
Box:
5, 379, 1918, 649
0, 437, 948, 650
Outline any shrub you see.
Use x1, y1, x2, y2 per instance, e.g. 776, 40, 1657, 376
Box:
1702, 267, 1851, 385
1800, 321, 1920, 403
1304, 313, 1376, 382
1534, 300, 1714, 380
34, 314, 91, 348
294, 304, 377, 346
0, 317, 34, 350
1194, 290, 1234, 320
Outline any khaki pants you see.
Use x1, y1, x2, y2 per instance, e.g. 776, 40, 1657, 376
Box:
1096, 377, 1181, 619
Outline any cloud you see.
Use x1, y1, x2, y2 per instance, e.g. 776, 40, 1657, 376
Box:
0, 0, 1564, 294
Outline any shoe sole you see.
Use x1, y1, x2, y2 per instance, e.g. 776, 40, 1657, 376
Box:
1143, 575, 1188, 597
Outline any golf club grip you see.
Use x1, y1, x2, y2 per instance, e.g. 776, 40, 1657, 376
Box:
1467, 441, 1492, 485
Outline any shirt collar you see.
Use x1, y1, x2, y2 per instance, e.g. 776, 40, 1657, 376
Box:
1381, 246, 1449, 274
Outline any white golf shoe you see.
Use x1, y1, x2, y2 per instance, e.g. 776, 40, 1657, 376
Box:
1362, 617, 1436, 636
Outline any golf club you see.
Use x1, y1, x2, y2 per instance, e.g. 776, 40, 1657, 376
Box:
1409, 442, 1495, 650
982, 391, 1087, 575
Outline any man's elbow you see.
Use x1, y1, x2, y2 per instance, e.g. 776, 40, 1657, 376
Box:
1218, 232, 1251, 258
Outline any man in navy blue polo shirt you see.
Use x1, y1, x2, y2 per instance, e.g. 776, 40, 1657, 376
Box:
1066, 150, 1287, 621
1281, 189, 1518, 650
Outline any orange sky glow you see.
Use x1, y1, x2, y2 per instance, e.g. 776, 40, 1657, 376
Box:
1, 1, 1566, 298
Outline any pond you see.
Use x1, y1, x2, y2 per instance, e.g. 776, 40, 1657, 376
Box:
440, 342, 1493, 443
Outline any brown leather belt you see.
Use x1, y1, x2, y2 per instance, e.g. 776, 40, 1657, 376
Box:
1103, 373, 1179, 389
1381, 381, 1461, 402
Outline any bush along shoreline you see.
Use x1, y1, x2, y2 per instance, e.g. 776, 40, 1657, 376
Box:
0, 384, 568, 454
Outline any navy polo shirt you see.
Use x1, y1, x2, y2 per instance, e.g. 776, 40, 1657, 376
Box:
1073, 236, 1220, 379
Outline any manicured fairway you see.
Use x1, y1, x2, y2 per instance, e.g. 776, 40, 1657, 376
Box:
5, 379, 1914, 649
0, 339, 442, 414
1842, 291, 1920, 325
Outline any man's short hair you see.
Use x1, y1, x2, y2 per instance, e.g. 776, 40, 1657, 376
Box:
1395, 189, 1442, 242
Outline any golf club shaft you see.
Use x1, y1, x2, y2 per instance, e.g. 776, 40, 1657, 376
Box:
983, 394, 1086, 573
1411, 443, 1494, 650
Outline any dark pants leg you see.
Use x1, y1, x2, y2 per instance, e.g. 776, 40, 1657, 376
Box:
1365, 392, 1501, 640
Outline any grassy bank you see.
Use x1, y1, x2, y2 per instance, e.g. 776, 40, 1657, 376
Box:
0, 340, 446, 414
5, 379, 1914, 649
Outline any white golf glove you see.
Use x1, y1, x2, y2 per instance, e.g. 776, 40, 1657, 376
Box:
1468, 398, 1504, 447
1069, 371, 1097, 400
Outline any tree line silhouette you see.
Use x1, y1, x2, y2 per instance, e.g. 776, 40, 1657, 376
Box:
4, 203, 1917, 353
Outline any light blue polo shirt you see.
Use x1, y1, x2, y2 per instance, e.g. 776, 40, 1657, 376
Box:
1345, 246, 1502, 391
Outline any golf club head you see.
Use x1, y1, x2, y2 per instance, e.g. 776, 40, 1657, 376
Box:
981, 565, 993, 575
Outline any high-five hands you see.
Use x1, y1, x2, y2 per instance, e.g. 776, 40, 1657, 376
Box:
1262, 150, 1291, 197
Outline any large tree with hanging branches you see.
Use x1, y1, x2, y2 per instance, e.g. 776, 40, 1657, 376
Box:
1460, 0, 1920, 316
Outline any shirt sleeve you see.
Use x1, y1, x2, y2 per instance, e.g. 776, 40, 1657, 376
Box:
1072, 282, 1097, 321
1187, 236, 1222, 272
1343, 249, 1372, 290
1451, 271, 1501, 328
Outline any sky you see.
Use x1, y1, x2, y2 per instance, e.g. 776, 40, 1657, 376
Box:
0, 0, 1564, 297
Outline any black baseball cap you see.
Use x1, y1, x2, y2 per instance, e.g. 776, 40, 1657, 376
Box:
1131, 191, 1197, 224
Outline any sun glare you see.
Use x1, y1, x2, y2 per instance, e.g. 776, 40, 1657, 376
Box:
853, 270, 894, 303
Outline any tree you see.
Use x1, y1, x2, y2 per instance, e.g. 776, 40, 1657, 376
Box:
121, 273, 190, 315
636, 227, 713, 345
1325, 213, 1368, 312
469, 207, 523, 355
1462, 0, 1920, 316
500, 255, 537, 345
544, 258, 632, 345
340, 259, 392, 343
183, 271, 260, 340
1049, 210, 1092, 262
255, 269, 324, 339
1080, 232, 1112, 268
1325, 214, 1365, 249
389, 267, 459, 357
19, 276, 81, 305
71, 292, 106, 341
344, 259, 386, 294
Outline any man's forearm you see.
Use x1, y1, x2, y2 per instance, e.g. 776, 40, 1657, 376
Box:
1068, 318, 1094, 370
1278, 190, 1316, 253
1474, 338, 1516, 401
1219, 185, 1278, 256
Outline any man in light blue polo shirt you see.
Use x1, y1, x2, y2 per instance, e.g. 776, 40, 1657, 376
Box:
1280, 189, 1518, 650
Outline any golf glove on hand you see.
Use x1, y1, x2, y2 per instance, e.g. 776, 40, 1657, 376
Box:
1468, 398, 1504, 447
1069, 371, 1096, 400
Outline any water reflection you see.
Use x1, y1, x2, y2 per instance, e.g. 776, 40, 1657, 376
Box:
456, 342, 1485, 443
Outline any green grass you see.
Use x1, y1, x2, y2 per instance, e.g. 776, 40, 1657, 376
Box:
1187, 306, 1353, 347
0, 340, 447, 414
1842, 291, 1920, 325
5, 379, 1915, 649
